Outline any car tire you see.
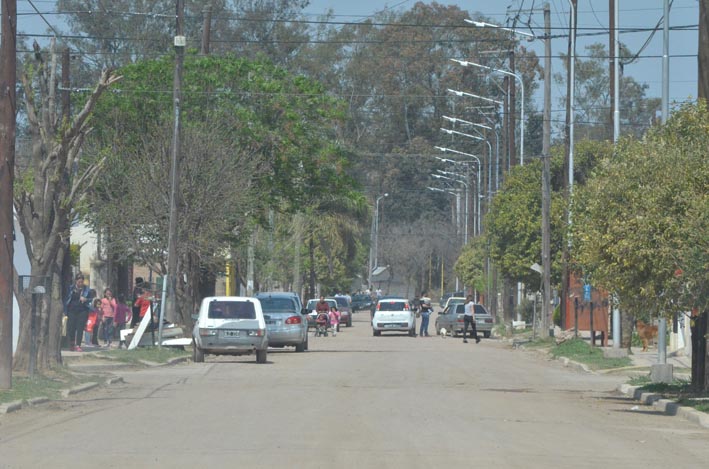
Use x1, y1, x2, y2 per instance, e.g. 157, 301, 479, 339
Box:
256, 349, 268, 364
193, 343, 204, 363
304, 336, 309, 351
409, 327, 416, 337
295, 338, 306, 353
347, 316, 352, 327
483, 331, 491, 338
373, 330, 381, 336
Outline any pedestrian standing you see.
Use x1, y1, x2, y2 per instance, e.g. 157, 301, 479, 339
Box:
64, 273, 93, 352
101, 288, 117, 347
89, 297, 102, 346
131, 277, 144, 328
114, 294, 131, 348
419, 296, 432, 337
329, 306, 341, 336
463, 294, 481, 344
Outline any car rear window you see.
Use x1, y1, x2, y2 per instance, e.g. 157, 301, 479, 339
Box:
454, 304, 489, 315
378, 301, 408, 311
208, 301, 256, 320
334, 297, 349, 307
258, 297, 296, 313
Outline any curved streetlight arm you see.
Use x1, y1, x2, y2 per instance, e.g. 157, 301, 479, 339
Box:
464, 18, 535, 39
443, 115, 492, 130
451, 59, 525, 166
447, 88, 503, 105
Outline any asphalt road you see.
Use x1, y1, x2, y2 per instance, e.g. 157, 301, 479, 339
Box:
2, 312, 709, 468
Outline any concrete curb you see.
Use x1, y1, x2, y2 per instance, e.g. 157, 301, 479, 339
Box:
163, 356, 190, 367
25, 397, 50, 406
557, 356, 594, 374
61, 381, 99, 398
0, 400, 23, 414
617, 383, 709, 429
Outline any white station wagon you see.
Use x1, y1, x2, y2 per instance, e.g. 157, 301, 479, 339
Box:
371, 298, 416, 337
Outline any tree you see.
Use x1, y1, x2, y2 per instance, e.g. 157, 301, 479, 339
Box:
555, 42, 660, 140
84, 54, 358, 325
13, 40, 120, 371
575, 103, 709, 389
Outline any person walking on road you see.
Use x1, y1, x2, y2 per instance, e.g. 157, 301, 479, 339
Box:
419, 295, 432, 337
329, 306, 341, 336
463, 295, 480, 344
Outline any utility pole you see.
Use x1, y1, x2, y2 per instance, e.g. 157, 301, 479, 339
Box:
508, 50, 517, 167
503, 76, 510, 172
200, 4, 212, 55
0, 0, 17, 390
561, 0, 577, 331
661, 0, 670, 123
700, 0, 709, 100
541, 3, 552, 336
160, 0, 185, 342
609, 0, 616, 138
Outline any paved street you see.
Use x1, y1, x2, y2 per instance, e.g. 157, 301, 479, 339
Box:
2, 312, 709, 468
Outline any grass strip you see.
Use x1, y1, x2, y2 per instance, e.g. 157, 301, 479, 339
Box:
0, 368, 102, 405
95, 347, 189, 365
550, 338, 632, 370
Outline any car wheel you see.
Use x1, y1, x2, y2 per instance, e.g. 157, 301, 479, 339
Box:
409, 327, 416, 337
256, 349, 268, 364
483, 331, 491, 338
304, 335, 309, 351
373, 330, 381, 336
347, 316, 352, 327
452, 329, 459, 338
295, 338, 306, 352
192, 343, 204, 363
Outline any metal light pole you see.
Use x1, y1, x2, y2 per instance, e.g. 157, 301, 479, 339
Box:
432, 174, 469, 245
435, 147, 483, 234
451, 59, 525, 166
441, 128, 493, 202
371, 193, 389, 283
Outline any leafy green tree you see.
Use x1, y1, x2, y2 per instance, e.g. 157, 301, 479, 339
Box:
555, 43, 660, 140
85, 54, 356, 324
574, 103, 709, 389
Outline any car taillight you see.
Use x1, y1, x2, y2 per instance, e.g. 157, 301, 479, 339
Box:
248, 329, 265, 337
457, 317, 465, 322
285, 316, 302, 325
485, 318, 493, 323
199, 328, 217, 337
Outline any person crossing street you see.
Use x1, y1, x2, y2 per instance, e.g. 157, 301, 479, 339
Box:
463, 294, 480, 344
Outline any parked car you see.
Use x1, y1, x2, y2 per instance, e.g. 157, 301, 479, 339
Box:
192, 296, 268, 363
255, 292, 308, 352
439, 291, 464, 308
305, 298, 337, 329
371, 298, 416, 337
351, 293, 373, 312
333, 295, 353, 327
443, 296, 466, 310
435, 303, 493, 338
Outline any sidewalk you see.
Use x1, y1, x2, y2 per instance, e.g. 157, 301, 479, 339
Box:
627, 347, 691, 369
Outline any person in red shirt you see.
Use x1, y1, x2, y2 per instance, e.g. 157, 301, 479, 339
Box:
134, 288, 152, 323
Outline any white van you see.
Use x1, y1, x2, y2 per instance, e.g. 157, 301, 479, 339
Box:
192, 296, 269, 363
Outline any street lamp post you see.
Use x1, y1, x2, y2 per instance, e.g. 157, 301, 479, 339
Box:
450, 59, 525, 166
434, 147, 483, 234
368, 193, 389, 288
441, 127, 493, 202
432, 173, 469, 245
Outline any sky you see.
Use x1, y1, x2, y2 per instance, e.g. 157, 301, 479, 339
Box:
11, 0, 701, 113
301, 0, 700, 107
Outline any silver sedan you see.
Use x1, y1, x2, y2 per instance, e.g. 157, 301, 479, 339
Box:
435, 303, 493, 338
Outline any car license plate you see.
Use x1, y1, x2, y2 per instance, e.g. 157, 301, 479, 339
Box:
266, 320, 278, 325
384, 324, 398, 328
223, 330, 240, 337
